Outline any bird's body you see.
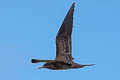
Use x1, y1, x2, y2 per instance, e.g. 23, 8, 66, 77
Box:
42, 61, 72, 70
43, 61, 95, 70
31, 2, 95, 70
32, 59, 95, 70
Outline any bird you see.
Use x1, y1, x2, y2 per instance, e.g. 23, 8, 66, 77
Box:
31, 2, 95, 70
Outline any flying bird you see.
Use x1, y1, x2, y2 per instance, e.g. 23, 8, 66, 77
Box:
31, 2, 95, 70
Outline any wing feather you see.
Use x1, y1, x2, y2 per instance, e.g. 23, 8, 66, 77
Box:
55, 3, 75, 64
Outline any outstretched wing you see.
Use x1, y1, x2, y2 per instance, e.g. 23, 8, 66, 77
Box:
55, 3, 75, 64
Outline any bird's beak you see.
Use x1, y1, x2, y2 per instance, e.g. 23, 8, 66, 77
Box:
38, 66, 45, 69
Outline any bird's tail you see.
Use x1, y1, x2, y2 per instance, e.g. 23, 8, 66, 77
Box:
84, 64, 96, 66
31, 59, 54, 63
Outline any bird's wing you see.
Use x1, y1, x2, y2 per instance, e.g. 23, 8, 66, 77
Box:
55, 3, 75, 64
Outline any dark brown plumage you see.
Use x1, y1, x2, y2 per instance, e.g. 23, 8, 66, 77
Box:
31, 2, 95, 70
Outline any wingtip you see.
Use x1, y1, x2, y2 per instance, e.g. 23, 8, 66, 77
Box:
72, 2, 75, 5
31, 59, 35, 63
72, 2, 75, 7
31, 59, 38, 63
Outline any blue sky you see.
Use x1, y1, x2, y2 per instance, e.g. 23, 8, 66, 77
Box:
0, 0, 120, 80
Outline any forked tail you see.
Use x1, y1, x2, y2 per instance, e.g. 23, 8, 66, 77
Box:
31, 59, 54, 63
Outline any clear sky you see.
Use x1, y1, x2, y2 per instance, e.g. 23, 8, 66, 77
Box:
0, 0, 120, 80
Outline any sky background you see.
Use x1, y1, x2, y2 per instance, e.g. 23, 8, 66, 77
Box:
0, 0, 120, 80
